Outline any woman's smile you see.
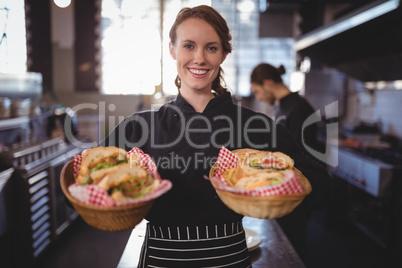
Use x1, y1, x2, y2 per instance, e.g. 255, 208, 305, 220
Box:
188, 68, 209, 76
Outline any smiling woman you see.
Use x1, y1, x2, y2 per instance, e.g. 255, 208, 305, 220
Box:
100, 5, 331, 267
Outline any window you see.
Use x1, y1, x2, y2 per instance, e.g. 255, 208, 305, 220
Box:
0, 0, 26, 74
214, 0, 295, 96
100, 0, 295, 96
101, 0, 161, 95
101, 0, 213, 96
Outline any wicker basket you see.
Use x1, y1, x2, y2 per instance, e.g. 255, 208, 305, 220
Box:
60, 160, 155, 232
209, 165, 312, 219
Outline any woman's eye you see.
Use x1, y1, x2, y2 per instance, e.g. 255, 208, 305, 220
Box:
184, 44, 193, 49
207, 46, 218, 52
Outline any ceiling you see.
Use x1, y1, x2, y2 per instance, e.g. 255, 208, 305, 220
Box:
265, 0, 402, 81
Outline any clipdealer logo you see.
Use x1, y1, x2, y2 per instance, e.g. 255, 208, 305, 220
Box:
64, 100, 339, 167
64, 102, 277, 149
302, 101, 338, 167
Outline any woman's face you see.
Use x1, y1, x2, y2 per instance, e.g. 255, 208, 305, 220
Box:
169, 18, 227, 94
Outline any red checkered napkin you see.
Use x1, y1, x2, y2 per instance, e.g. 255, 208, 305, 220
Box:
69, 184, 115, 207
69, 147, 172, 207
210, 147, 304, 196
214, 147, 239, 180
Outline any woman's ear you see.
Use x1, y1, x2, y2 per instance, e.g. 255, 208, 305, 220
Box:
221, 51, 228, 63
169, 42, 176, 60
263, 79, 274, 89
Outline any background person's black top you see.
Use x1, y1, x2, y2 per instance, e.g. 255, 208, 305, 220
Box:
100, 92, 330, 229
274, 91, 324, 259
275, 92, 320, 157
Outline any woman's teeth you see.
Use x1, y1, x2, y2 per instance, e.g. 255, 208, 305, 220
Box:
189, 69, 207, 75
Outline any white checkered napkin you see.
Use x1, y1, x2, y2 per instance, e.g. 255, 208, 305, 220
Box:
211, 147, 304, 196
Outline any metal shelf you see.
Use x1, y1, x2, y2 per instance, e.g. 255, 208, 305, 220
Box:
0, 116, 29, 131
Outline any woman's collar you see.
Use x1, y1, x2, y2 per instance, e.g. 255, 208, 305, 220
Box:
174, 91, 232, 114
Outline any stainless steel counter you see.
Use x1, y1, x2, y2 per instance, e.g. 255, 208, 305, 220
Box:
117, 217, 305, 268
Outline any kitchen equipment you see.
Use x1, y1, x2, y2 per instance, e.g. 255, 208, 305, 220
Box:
0, 116, 30, 148
358, 147, 402, 167
0, 168, 13, 236
343, 121, 381, 135
329, 145, 402, 250
10, 98, 31, 118
47, 107, 79, 142
330, 146, 397, 197
0, 97, 11, 119
342, 121, 383, 148
0, 72, 42, 102
0, 167, 14, 267
0, 137, 82, 267
49, 153, 80, 236
0, 137, 65, 168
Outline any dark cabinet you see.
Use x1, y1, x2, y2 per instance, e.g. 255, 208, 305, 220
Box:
0, 137, 81, 267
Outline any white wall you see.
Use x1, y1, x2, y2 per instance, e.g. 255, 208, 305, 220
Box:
345, 89, 402, 139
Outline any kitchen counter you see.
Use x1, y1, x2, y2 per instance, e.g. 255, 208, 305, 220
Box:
117, 217, 305, 268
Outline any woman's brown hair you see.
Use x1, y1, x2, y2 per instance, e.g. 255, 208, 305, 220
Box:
250, 63, 286, 85
169, 5, 232, 96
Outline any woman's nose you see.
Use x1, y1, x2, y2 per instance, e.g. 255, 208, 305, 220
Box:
193, 49, 205, 64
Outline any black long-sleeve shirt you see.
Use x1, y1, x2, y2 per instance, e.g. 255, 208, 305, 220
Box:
275, 92, 320, 155
100, 92, 330, 227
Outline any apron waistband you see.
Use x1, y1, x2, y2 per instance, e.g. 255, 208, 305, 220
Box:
148, 221, 244, 240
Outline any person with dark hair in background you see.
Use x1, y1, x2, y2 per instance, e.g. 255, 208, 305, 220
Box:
250, 63, 320, 156
250, 62, 323, 260
101, 7, 330, 267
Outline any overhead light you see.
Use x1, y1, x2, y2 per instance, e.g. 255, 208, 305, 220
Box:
54, 0, 71, 8
237, 0, 255, 13
300, 57, 311, 73
394, 80, 402, 90
290, 71, 305, 93
259, 0, 268, 13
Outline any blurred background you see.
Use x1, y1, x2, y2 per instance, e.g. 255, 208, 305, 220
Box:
1, 0, 402, 267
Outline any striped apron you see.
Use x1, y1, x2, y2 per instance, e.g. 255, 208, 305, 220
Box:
138, 221, 251, 268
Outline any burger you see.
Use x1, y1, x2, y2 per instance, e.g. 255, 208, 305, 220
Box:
97, 164, 160, 203
75, 146, 159, 202
234, 171, 285, 190
76, 146, 128, 185
222, 149, 294, 189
